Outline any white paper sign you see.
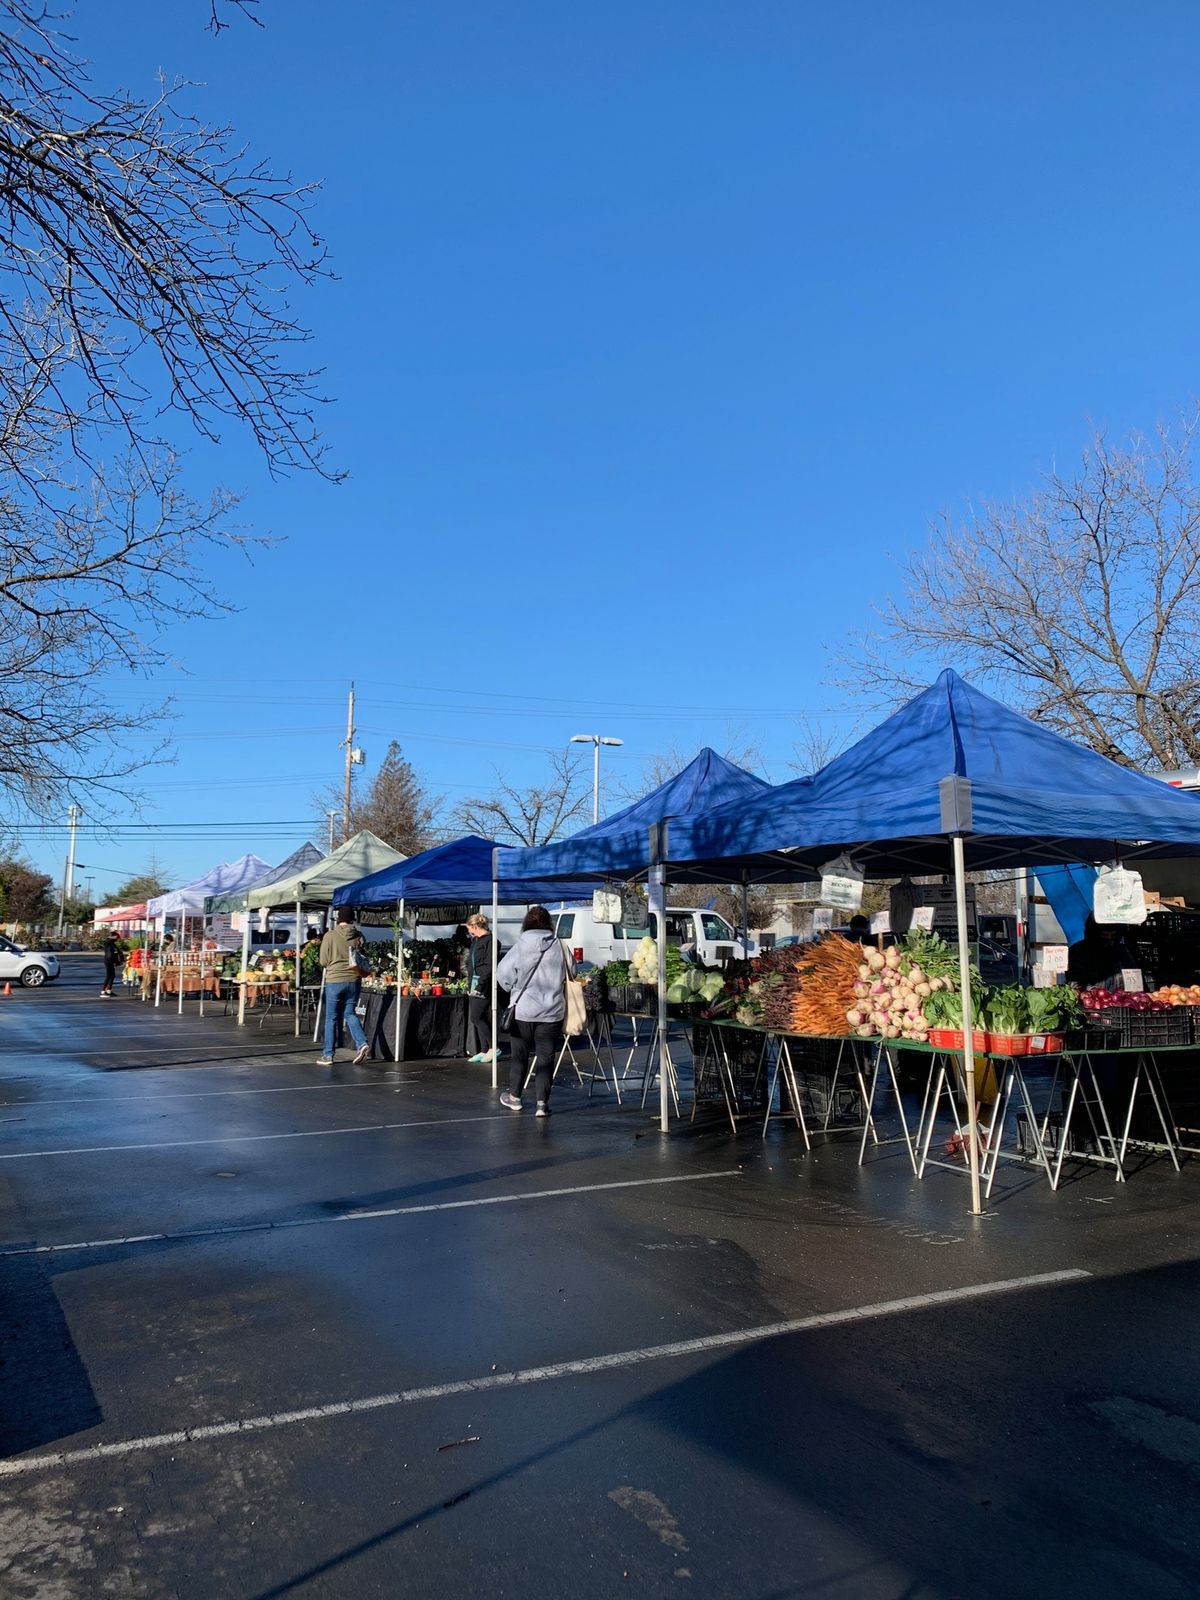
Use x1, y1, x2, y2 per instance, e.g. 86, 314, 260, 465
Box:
1120, 968, 1144, 993
1031, 968, 1057, 988
819, 852, 864, 912
1040, 944, 1069, 973
811, 907, 834, 933
870, 910, 890, 935
1094, 864, 1147, 925
911, 905, 936, 930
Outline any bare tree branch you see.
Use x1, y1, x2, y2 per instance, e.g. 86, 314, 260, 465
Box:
453, 751, 590, 847
841, 416, 1200, 769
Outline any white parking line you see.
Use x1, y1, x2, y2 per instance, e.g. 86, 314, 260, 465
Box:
0, 1112, 510, 1159
0, 1170, 742, 1257
0, 1269, 1090, 1478
0, 1079, 413, 1109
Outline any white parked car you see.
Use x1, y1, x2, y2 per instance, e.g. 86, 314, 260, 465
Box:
0, 934, 60, 986
552, 905, 748, 973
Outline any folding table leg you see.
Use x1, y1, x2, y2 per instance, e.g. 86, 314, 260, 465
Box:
857, 1044, 884, 1165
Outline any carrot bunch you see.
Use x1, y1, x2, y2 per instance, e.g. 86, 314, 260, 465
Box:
752, 936, 863, 1036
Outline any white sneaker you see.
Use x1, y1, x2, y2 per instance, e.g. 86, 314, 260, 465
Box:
499, 1092, 523, 1112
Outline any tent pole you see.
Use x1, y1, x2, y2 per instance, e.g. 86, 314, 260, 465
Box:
154, 916, 163, 1008
952, 834, 983, 1215
741, 873, 750, 953
294, 899, 302, 1037
178, 913, 185, 1015
649, 858, 669, 1133
491, 875, 499, 1090
394, 897, 405, 1064
237, 909, 251, 1026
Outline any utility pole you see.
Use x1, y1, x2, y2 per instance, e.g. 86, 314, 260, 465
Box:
341, 683, 365, 845
326, 810, 338, 852
57, 803, 81, 935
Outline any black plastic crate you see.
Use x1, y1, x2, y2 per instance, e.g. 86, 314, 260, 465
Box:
1093, 1007, 1190, 1048
1062, 1025, 1122, 1052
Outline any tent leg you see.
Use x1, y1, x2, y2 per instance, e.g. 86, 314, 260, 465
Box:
394, 897, 405, 1064
741, 874, 750, 953
237, 914, 250, 1026
952, 835, 983, 1215
154, 919, 163, 1008
294, 899, 302, 1036
649, 863, 669, 1133
491, 877, 499, 1090
178, 915, 185, 1015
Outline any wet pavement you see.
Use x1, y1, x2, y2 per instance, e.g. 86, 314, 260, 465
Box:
0, 957, 1197, 1597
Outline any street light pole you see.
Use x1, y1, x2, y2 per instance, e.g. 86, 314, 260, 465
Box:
570, 734, 623, 825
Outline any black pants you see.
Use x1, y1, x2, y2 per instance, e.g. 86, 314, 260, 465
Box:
509, 1019, 563, 1104
467, 994, 491, 1054
103, 958, 116, 991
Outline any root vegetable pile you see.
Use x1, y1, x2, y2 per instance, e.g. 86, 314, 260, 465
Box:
846, 943, 955, 1042
753, 936, 863, 1035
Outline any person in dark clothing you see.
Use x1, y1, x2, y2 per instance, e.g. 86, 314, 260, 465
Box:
464, 912, 501, 1063
1066, 916, 1139, 989
100, 935, 121, 996
847, 914, 872, 944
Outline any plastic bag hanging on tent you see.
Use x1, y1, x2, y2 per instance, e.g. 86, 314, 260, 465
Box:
620, 890, 648, 929
1093, 864, 1148, 925
258, 906, 270, 934
593, 888, 621, 924
819, 852, 865, 912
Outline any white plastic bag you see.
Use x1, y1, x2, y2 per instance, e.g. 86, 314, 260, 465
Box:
1093, 865, 1147, 925
819, 852, 864, 912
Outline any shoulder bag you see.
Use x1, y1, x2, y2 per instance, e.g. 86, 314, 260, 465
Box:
500, 937, 554, 1033
561, 941, 588, 1036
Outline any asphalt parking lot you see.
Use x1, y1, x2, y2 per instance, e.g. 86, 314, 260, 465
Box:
0, 956, 1197, 1598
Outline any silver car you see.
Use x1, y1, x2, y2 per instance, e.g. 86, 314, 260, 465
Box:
0, 933, 60, 986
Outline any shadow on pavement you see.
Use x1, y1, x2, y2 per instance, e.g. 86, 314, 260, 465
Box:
0, 1254, 101, 1455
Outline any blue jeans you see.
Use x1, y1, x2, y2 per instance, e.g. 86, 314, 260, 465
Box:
324, 980, 367, 1057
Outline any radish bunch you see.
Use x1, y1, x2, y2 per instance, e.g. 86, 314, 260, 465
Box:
845, 944, 954, 1042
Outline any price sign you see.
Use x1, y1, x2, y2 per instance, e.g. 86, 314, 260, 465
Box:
819, 852, 864, 912
1040, 944, 1069, 974
811, 907, 834, 933
870, 910, 890, 935
1031, 967, 1057, 988
911, 906, 936, 930
1120, 968, 1144, 993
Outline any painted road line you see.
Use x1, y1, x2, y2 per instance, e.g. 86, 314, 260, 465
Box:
0, 1171, 742, 1257
0, 1270, 1090, 1478
0, 1079, 415, 1109
0, 1112, 513, 1160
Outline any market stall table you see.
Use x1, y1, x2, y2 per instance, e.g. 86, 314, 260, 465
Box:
354, 990, 469, 1062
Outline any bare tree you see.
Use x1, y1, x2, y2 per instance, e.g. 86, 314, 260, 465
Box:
0, 2, 338, 489
454, 751, 590, 847
315, 741, 441, 854
0, 450, 261, 814
787, 715, 849, 776
848, 416, 1200, 770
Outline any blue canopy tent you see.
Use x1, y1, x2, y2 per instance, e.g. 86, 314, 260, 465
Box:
498, 747, 773, 885
333, 835, 597, 1075
498, 748, 773, 1122
662, 671, 1200, 1211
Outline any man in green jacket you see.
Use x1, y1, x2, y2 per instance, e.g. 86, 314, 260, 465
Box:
317, 907, 371, 1066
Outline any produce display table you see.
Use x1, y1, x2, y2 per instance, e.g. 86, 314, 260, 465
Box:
356, 990, 469, 1063
858, 1038, 1193, 1196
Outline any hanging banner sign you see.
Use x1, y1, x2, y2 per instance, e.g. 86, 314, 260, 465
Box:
910, 905, 937, 931
819, 853, 864, 912
1094, 865, 1147, 925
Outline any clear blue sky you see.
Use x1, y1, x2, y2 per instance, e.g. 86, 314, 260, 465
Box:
27, 0, 1200, 895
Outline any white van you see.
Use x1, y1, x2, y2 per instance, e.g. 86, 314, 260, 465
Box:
553, 906, 747, 972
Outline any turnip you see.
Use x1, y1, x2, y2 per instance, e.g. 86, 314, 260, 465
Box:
857, 963, 871, 981
867, 949, 886, 971
846, 1009, 863, 1027
915, 981, 931, 997
883, 1025, 900, 1039
855, 1024, 874, 1038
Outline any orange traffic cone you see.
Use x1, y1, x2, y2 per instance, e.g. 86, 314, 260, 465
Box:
2, 983, 10, 997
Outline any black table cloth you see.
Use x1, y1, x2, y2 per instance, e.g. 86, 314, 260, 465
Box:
357, 991, 470, 1062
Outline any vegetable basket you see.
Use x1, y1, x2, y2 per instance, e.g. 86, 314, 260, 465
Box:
986, 1032, 1031, 1057
1094, 1007, 1190, 1048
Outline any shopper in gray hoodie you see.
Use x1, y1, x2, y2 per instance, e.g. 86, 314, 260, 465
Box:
495, 905, 571, 1117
